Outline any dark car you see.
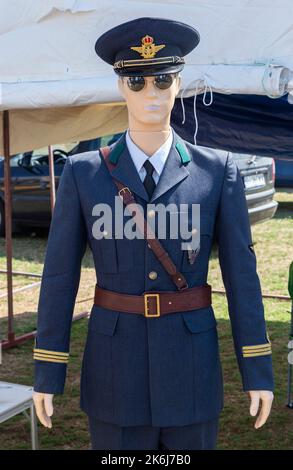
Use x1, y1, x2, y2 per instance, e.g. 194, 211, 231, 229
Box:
0, 137, 278, 234
0, 138, 101, 235
231, 152, 278, 225
274, 157, 293, 188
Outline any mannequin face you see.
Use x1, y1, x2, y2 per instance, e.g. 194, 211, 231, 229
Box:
117, 73, 181, 130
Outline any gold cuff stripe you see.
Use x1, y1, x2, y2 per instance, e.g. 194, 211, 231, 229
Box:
242, 346, 272, 353
33, 348, 69, 357
242, 343, 271, 351
243, 351, 272, 358
33, 353, 69, 361
242, 344, 272, 352
33, 357, 68, 363
33, 355, 68, 364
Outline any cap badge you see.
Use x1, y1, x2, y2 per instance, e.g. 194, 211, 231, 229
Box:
130, 35, 165, 59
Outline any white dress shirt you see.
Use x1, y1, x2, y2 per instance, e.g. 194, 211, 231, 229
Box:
125, 128, 173, 184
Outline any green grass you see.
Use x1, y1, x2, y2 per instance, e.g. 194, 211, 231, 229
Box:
0, 191, 292, 449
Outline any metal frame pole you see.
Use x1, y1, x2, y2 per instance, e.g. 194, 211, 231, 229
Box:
3, 110, 14, 343
30, 403, 39, 450
287, 261, 293, 408
287, 304, 293, 408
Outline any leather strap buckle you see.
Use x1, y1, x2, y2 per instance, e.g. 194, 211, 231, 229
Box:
118, 187, 131, 198
144, 293, 160, 317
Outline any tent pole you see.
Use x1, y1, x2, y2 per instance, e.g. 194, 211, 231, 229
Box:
48, 146, 56, 211
3, 110, 14, 343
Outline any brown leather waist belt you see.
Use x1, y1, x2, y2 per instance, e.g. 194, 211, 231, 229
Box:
94, 284, 212, 317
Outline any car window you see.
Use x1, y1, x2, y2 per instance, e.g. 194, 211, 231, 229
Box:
32, 143, 78, 157
7, 138, 111, 168
10, 154, 24, 167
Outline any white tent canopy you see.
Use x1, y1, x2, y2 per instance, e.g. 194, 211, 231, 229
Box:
1, 0, 293, 153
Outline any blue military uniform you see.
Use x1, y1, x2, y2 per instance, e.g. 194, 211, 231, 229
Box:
33, 17, 274, 450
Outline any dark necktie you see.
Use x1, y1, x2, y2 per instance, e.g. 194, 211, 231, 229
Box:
143, 159, 156, 198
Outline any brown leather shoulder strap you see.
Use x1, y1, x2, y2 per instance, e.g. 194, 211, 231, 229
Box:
99, 146, 189, 291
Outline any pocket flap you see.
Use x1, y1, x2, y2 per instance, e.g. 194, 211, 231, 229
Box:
88, 305, 119, 336
181, 307, 217, 333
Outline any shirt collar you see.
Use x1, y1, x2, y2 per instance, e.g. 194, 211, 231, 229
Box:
125, 128, 173, 176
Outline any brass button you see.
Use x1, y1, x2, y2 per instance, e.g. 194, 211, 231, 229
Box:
103, 230, 108, 237
191, 228, 197, 235
147, 209, 156, 218
148, 271, 158, 280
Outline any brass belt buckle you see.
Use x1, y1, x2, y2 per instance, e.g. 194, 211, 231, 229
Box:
144, 293, 160, 317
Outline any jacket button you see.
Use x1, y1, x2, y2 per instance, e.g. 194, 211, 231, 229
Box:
148, 209, 156, 218
148, 271, 158, 280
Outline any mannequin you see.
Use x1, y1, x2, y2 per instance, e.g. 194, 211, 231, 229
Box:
33, 70, 273, 429
33, 17, 274, 450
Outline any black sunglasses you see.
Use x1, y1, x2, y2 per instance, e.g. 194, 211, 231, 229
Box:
126, 73, 176, 92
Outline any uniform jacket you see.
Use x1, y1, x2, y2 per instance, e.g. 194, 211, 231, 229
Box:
33, 127, 274, 427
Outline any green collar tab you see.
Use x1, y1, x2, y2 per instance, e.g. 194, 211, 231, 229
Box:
109, 142, 125, 164
175, 142, 190, 165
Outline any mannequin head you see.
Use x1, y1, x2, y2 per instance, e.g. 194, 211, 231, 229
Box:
95, 17, 200, 149
117, 72, 181, 131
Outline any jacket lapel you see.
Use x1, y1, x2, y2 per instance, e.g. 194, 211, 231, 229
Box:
150, 128, 190, 202
109, 131, 149, 202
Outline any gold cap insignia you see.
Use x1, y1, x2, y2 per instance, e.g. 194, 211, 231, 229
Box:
130, 35, 165, 59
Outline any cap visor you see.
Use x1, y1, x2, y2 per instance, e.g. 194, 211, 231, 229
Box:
115, 63, 184, 77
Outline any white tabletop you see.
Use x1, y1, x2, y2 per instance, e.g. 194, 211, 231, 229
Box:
0, 381, 33, 423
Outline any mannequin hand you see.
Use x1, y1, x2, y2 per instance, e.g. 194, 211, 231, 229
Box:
248, 390, 274, 429
33, 391, 54, 428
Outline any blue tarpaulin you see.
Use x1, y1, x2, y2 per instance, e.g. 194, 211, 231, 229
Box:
172, 93, 293, 159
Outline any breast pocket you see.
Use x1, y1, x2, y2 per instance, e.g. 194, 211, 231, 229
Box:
89, 237, 119, 273
89, 236, 135, 274
181, 213, 215, 272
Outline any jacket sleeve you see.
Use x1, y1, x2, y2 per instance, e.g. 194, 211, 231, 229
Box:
33, 156, 88, 394
215, 152, 274, 392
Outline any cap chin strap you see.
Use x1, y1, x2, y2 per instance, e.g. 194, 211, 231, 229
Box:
114, 55, 184, 70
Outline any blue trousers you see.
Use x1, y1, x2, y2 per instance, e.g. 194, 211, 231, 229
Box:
88, 416, 219, 450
